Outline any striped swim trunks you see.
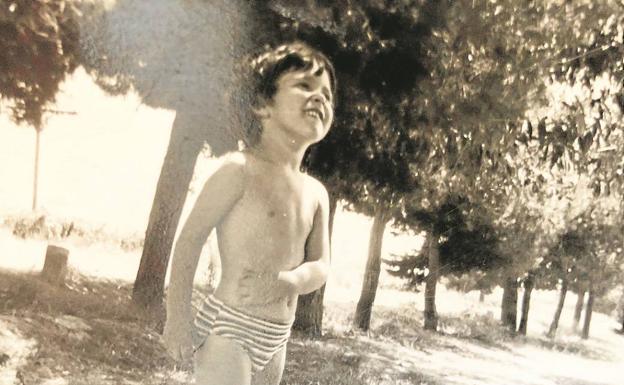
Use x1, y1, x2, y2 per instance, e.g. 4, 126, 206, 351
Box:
193, 294, 293, 373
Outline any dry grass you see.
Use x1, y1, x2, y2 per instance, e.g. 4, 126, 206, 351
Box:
0, 270, 174, 384
1, 269, 622, 385
3, 214, 144, 252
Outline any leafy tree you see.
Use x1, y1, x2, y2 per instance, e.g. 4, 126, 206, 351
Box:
385, 0, 553, 332
1, 0, 80, 210
267, 0, 448, 333
386, 196, 505, 330
538, 229, 590, 337
1, 0, 79, 127
78, 0, 262, 311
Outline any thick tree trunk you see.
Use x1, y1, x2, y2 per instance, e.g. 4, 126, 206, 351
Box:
517, 272, 535, 336
573, 289, 585, 331
354, 207, 388, 331
423, 230, 440, 331
501, 275, 518, 333
547, 279, 568, 338
132, 114, 204, 310
293, 193, 338, 337
581, 283, 595, 339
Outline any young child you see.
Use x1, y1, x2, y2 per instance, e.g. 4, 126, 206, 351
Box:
163, 42, 336, 385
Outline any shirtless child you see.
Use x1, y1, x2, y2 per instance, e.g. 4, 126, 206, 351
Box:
163, 42, 336, 385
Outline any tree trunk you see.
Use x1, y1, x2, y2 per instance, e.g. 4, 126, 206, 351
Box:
547, 279, 568, 338
423, 230, 440, 331
479, 290, 486, 303
573, 289, 585, 331
32, 127, 41, 211
501, 275, 518, 333
517, 272, 535, 336
581, 283, 595, 339
293, 193, 338, 337
354, 207, 388, 331
132, 113, 204, 311
40, 245, 69, 286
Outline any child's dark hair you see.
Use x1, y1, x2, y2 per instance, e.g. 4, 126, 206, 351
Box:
234, 41, 336, 146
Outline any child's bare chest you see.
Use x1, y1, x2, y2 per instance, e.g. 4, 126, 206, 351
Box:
244, 176, 316, 236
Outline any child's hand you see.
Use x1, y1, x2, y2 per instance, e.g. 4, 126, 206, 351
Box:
162, 316, 194, 367
277, 270, 299, 292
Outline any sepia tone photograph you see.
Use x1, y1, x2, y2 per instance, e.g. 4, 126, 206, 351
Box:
1, 1, 623, 384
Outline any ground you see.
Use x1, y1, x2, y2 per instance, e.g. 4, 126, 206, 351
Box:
1, 228, 623, 385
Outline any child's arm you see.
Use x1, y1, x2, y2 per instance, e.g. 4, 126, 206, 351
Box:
279, 182, 331, 295
163, 155, 246, 359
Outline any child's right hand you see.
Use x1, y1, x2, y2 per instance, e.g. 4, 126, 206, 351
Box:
162, 316, 194, 365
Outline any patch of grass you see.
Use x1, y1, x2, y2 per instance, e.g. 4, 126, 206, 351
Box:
2, 269, 619, 384
285, 332, 437, 385
3, 213, 144, 251
437, 312, 513, 348
0, 270, 178, 384
523, 335, 615, 361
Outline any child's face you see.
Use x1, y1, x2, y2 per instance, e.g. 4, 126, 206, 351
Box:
262, 61, 334, 145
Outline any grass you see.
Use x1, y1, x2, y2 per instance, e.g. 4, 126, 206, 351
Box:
3, 213, 144, 252
0, 270, 174, 385
2, 269, 623, 385
2, 236, 623, 385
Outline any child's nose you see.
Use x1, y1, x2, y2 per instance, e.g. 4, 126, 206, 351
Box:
310, 94, 326, 104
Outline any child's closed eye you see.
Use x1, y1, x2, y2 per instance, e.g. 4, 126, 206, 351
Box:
297, 82, 311, 90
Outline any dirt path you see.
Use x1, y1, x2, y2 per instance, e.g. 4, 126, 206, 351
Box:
0, 317, 37, 385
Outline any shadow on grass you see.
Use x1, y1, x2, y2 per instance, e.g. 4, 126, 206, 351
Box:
285, 331, 440, 385
0, 269, 178, 384
522, 335, 616, 362
2, 270, 618, 385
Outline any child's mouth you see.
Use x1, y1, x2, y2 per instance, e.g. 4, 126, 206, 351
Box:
304, 109, 323, 121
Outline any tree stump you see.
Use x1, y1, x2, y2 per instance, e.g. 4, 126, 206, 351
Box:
40, 245, 69, 285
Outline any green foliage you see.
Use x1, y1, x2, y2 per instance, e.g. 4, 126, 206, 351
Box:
0, 0, 80, 128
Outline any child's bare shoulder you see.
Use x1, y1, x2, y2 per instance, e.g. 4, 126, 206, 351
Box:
303, 174, 329, 207
207, 151, 248, 193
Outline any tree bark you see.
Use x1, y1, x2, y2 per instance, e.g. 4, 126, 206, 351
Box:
572, 289, 585, 331
501, 275, 518, 333
547, 279, 568, 338
423, 230, 440, 331
479, 290, 486, 303
132, 113, 204, 310
354, 207, 388, 331
517, 272, 535, 336
581, 283, 594, 339
293, 193, 338, 337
